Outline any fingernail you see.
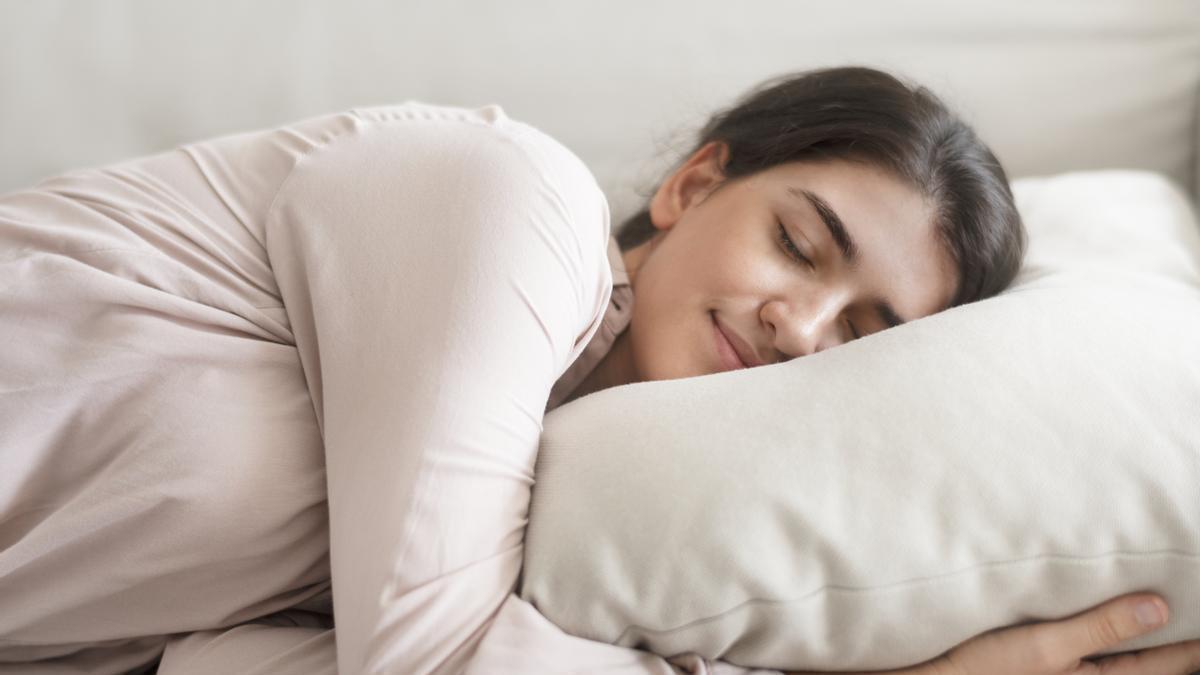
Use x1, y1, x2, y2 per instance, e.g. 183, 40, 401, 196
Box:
1135, 599, 1166, 627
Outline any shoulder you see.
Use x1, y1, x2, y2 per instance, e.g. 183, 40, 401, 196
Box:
356, 104, 597, 194
340, 101, 612, 256
270, 102, 612, 256
352, 102, 602, 200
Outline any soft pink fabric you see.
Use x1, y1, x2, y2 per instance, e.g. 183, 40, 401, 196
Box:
157, 610, 337, 675
545, 235, 633, 412
0, 103, 770, 674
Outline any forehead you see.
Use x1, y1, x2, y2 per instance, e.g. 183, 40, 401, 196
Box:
751, 158, 957, 317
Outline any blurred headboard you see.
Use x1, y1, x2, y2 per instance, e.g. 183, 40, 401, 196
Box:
1, 0, 1198, 218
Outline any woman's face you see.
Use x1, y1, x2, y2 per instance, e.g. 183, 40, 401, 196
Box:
623, 141, 958, 383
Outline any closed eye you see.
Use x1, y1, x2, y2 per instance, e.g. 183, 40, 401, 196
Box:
778, 222, 864, 340
777, 222, 813, 268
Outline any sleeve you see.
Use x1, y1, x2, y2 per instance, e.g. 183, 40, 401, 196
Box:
181, 110, 363, 239
259, 105, 707, 674
464, 595, 786, 675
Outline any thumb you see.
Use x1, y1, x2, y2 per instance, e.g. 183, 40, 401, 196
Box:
1038, 593, 1169, 665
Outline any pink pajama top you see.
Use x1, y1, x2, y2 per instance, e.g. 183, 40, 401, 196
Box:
546, 236, 633, 412
0, 103, 776, 675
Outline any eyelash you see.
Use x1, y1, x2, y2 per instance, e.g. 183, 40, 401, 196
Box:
846, 320, 862, 340
777, 222, 861, 340
777, 222, 813, 268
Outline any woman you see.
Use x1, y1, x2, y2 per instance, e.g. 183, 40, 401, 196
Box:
0, 66, 1194, 674
561, 65, 1023, 405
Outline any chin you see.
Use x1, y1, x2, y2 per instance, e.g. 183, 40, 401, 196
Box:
642, 353, 709, 383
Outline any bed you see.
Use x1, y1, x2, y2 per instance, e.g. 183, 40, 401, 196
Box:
1, 2, 1197, 674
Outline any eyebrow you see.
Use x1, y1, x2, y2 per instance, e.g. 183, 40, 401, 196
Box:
791, 187, 857, 263
788, 186, 909, 329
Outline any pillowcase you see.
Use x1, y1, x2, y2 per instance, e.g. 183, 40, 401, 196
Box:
519, 170, 1200, 672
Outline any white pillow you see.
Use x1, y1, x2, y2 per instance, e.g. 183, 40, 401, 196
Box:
519, 170, 1200, 671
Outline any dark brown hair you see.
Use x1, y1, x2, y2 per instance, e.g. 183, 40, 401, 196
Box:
615, 66, 1026, 307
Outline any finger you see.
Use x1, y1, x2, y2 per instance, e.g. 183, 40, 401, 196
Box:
1027, 593, 1169, 669
1081, 638, 1200, 675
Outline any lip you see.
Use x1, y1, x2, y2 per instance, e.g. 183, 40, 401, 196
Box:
711, 313, 759, 371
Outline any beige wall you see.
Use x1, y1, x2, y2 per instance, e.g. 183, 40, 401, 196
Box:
1, 0, 1198, 214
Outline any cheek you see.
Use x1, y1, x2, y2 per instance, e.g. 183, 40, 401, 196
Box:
627, 300, 670, 379
622, 230, 769, 380
626, 301, 704, 382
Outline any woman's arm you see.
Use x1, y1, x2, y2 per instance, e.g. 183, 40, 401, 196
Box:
787, 593, 1199, 675
260, 104, 707, 674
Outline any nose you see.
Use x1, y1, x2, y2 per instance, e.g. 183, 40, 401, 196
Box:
761, 292, 848, 360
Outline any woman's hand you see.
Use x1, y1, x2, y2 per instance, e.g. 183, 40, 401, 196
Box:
786, 593, 1200, 675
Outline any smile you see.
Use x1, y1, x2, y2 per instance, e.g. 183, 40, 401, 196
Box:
711, 312, 751, 371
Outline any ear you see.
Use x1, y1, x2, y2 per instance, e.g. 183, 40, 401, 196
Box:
648, 141, 729, 231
